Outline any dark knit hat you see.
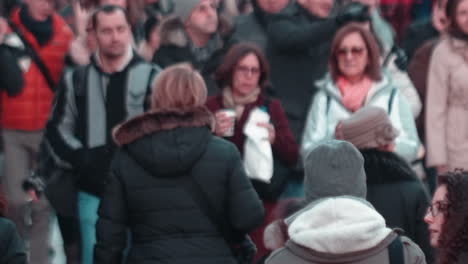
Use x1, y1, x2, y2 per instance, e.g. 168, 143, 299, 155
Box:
171, 0, 203, 22
304, 140, 367, 204
337, 106, 399, 149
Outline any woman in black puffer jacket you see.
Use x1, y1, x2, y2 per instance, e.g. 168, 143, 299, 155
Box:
336, 106, 433, 263
94, 63, 265, 264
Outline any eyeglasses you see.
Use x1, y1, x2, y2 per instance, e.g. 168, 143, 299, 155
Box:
426, 201, 449, 218
236, 65, 260, 76
337, 47, 366, 58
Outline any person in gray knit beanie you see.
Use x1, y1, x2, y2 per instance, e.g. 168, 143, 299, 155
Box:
303, 140, 367, 204
171, 0, 205, 22
335, 106, 399, 150
284, 140, 367, 225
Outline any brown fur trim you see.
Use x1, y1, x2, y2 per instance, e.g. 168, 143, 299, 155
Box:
112, 107, 215, 147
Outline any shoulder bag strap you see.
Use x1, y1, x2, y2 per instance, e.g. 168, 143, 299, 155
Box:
388, 235, 404, 264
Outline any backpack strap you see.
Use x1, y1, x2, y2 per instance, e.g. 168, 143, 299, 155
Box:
72, 66, 88, 97
388, 235, 404, 264
388, 88, 397, 115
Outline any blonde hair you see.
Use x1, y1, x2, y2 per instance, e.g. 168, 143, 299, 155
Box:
151, 63, 207, 111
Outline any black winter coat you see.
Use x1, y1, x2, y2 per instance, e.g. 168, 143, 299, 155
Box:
0, 217, 27, 264
94, 107, 265, 264
362, 149, 434, 264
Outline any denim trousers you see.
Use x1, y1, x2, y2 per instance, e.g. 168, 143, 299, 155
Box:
78, 191, 100, 264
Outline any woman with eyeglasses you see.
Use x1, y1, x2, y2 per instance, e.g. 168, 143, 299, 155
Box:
424, 170, 468, 264
205, 42, 299, 260
301, 23, 419, 162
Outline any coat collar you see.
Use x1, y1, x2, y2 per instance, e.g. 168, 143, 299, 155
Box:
113, 107, 215, 147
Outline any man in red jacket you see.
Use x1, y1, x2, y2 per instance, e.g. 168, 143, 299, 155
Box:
0, 0, 72, 263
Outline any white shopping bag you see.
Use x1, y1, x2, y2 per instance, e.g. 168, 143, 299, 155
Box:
243, 107, 273, 183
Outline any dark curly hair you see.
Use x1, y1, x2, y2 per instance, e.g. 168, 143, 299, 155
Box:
437, 170, 468, 264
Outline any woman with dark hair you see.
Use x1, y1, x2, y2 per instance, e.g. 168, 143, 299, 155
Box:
426, 0, 468, 175
0, 191, 27, 264
205, 42, 299, 260
424, 170, 468, 264
301, 23, 419, 162
206, 42, 298, 189
94, 63, 264, 263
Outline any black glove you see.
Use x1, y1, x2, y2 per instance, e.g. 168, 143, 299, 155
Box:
336, 2, 370, 25
233, 235, 256, 264
71, 145, 115, 195
22, 172, 45, 197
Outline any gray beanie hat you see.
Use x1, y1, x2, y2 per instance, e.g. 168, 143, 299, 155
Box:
171, 0, 203, 22
304, 140, 367, 203
337, 106, 399, 149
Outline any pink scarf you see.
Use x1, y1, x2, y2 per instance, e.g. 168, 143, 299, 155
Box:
336, 76, 373, 112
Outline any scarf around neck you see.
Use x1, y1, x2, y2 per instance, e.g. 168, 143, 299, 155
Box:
222, 86, 261, 119
19, 6, 53, 46
336, 76, 372, 112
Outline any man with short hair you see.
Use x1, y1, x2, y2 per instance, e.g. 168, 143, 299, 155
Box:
153, 0, 229, 94
0, 0, 73, 263
46, 5, 159, 264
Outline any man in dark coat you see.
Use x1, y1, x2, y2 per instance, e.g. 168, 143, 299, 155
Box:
153, 0, 231, 95
400, 0, 447, 62
45, 6, 159, 264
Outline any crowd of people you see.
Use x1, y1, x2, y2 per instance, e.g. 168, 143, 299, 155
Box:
0, 0, 467, 263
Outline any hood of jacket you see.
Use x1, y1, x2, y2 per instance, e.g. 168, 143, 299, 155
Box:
316, 72, 392, 109
287, 196, 392, 255
112, 107, 215, 176
360, 149, 419, 184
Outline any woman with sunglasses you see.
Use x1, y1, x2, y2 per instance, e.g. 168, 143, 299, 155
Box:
206, 42, 299, 260
301, 23, 419, 162
424, 170, 468, 264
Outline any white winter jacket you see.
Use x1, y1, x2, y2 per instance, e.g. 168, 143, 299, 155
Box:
301, 72, 420, 162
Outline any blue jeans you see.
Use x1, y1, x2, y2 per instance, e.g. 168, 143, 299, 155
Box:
78, 192, 100, 264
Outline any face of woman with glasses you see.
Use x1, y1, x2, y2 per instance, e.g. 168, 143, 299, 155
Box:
424, 184, 448, 248
336, 32, 369, 82
232, 53, 261, 97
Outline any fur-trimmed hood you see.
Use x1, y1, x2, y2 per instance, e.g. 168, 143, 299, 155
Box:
112, 107, 215, 176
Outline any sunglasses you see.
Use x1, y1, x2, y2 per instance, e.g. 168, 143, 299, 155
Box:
337, 47, 366, 58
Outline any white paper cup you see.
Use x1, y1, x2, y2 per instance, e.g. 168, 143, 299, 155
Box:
218, 109, 236, 137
